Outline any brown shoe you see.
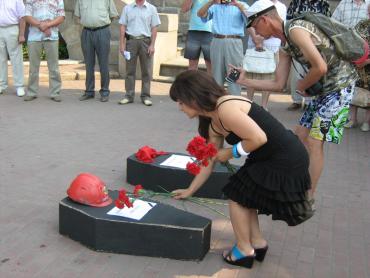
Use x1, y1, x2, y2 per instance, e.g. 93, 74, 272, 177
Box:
287, 103, 302, 111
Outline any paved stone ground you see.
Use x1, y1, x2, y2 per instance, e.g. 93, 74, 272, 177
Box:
0, 77, 369, 278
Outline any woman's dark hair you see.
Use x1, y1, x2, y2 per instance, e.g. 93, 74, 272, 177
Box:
169, 70, 227, 138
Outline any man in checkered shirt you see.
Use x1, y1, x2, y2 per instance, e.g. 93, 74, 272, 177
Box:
332, 0, 369, 28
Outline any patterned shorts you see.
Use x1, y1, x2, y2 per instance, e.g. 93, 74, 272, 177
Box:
299, 84, 354, 144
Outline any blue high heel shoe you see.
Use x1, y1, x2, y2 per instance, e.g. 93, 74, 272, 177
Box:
223, 245, 255, 269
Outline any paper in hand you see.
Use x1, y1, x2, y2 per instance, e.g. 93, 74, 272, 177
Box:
123, 51, 131, 60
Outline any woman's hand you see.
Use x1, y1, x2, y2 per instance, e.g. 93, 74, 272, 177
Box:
216, 148, 232, 163
172, 188, 193, 199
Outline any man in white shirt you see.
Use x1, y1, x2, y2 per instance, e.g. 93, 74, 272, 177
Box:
118, 0, 161, 106
332, 0, 369, 28
0, 0, 26, 97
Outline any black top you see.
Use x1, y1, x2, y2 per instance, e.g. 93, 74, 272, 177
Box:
212, 98, 305, 167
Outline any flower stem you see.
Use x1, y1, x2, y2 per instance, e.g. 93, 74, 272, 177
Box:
186, 198, 229, 219
222, 161, 237, 174
126, 185, 229, 218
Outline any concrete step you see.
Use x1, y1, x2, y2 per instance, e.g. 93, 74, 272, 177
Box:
7, 60, 120, 83
159, 56, 207, 80
177, 46, 185, 57
153, 75, 175, 83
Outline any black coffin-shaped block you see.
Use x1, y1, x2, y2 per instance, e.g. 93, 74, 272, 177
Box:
59, 191, 211, 260
127, 153, 238, 199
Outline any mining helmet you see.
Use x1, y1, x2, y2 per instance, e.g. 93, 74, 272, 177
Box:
67, 173, 112, 207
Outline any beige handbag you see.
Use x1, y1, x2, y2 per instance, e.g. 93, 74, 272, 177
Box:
352, 87, 370, 108
243, 48, 276, 74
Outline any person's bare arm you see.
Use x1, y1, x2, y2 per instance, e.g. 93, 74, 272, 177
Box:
119, 25, 127, 53
181, 0, 193, 13
230, 0, 247, 16
235, 49, 291, 92
39, 16, 65, 31
24, 15, 41, 27
18, 17, 26, 44
247, 27, 264, 49
288, 28, 327, 94
148, 26, 157, 56
198, 0, 217, 18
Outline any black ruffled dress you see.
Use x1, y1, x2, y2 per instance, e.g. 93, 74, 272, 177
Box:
219, 99, 314, 226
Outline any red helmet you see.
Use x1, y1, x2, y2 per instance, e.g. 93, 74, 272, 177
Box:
67, 173, 112, 207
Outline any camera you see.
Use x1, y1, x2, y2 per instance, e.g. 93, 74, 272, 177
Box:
220, 0, 231, 4
305, 81, 324, 96
225, 69, 241, 83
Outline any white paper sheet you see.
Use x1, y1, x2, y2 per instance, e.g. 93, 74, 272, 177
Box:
123, 51, 131, 60
159, 154, 195, 169
107, 199, 156, 220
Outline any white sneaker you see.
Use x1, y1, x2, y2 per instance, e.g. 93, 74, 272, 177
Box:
360, 122, 370, 132
16, 87, 25, 97
142, 99, 152, 106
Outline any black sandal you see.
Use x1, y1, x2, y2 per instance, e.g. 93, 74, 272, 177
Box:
223, 245, 255, 269
254, 245, 268, 262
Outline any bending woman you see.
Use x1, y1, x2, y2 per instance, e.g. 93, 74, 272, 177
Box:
170, 70, 313, 269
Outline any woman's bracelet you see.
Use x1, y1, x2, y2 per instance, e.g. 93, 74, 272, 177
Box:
236, 142, 250, 157
232, 144, 241, 158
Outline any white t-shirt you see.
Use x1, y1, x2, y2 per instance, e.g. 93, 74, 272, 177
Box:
247, 0, 287, 53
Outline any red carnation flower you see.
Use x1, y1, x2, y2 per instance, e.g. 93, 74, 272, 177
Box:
115, 199, 125, 209
185, 136, 218, 175
117, 189, 133, 208
186, 162, 201, 175
135, 146, 168, 163
202, 159, 209, 167
118, 189, 127, 200
133, 185, 144, 197
186, 136, 207, 159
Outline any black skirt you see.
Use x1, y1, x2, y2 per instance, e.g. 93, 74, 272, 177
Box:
223, 138, 314, 226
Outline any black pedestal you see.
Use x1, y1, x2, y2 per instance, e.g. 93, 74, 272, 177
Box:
126, 153, 237, 199
59, 191, 211, 260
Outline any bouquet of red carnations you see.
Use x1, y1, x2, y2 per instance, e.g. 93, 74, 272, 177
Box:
186, 136, 237, 175
186, 136, 217, 175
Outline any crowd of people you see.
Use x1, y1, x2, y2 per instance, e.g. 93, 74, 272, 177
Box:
0, 0, 160, 105
0, 0, 369, 270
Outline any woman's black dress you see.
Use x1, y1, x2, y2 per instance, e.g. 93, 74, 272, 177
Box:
219, 99, 314, 226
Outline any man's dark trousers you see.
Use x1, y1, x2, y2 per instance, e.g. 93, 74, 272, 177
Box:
81, 26, 111, 97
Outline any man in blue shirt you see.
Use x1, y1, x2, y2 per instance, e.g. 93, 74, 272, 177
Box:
198, 0, 248, 95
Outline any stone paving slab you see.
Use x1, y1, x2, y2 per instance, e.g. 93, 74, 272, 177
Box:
0, 78, 369, 278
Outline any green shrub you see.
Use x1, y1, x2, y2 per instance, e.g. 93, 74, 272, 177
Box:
22, 35, 69, 60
